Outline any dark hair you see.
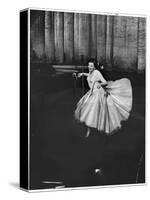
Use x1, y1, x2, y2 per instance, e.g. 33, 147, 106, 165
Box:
87, 58, 98, 69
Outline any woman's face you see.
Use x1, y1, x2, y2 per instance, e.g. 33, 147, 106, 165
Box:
88, 62, 95, 73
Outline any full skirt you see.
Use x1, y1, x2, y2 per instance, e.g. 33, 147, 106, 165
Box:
74, 78, 132, 135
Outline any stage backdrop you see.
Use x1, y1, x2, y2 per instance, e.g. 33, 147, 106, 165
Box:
30, 10, 146, 72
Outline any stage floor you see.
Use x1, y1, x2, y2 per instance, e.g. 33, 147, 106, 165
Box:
29, 70, 145, 190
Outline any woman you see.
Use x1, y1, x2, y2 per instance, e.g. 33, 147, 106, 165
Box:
74, 59, 133, 138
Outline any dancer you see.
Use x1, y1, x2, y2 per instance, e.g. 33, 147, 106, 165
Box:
74, 59, 133, 138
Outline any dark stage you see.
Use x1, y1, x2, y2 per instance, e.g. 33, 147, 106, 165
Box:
30, 64, 145, 190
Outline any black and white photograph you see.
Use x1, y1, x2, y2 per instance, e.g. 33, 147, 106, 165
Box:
20, 8, 146, 191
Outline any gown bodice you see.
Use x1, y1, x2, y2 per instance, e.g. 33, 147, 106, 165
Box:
87, 69, 107, 90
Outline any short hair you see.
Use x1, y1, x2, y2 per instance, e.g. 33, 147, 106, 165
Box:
87, 58, 98, 69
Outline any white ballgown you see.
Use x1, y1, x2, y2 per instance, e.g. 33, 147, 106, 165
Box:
74, 69, 132, 135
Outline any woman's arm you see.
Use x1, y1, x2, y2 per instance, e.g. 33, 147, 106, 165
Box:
100, 81, 107, 86
77, 72, 88, 77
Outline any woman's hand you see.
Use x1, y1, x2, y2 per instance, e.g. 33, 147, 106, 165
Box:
77, 73, 83, 78
72, 72, 77, 77
97, 84, 101, 89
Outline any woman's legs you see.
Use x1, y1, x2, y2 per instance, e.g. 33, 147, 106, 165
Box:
85, 127, 90, 138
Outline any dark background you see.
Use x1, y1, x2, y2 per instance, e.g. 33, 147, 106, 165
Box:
30, 65, 145, 189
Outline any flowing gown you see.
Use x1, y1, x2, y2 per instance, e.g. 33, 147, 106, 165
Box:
74, 69, 132, 135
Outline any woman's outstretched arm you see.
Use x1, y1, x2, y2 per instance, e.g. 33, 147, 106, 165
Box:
77, 72, 88, 77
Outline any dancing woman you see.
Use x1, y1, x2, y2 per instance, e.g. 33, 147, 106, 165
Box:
74, 59, 133, 138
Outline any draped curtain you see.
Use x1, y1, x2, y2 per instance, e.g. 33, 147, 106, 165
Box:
30, 10, 146, 72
